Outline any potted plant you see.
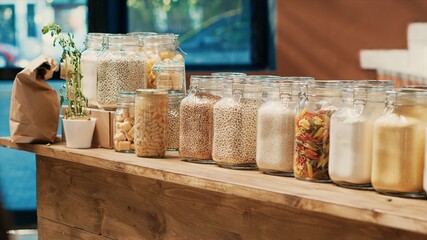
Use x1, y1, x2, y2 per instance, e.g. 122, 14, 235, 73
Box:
42, 23, 96, 148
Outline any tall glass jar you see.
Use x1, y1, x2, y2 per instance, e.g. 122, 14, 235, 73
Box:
179, 75, 222, 163
114, 92, 136, 153
329, 80, 394, 189
134, 89, 168, 158
294, 80, 342, 182
372, 89, 427, 198
97, 34, 145, 110
81, 33, 106, 108
143, 34, 185, 94
167, 93, 184, 151
256, 80, 300, 176
213, 77, 263, 169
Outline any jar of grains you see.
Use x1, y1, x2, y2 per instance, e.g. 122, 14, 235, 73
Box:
114, 92, 136, 153
213, 77, 263, 170
372, 88, 427, 198
294, 80, 342, 182
143, 34, 185, 93
256, 77, 313, 176
81, 32, 106, 108
134, 89, 168, 158
97, 34, 145, 110
179, 75, 221, 163
166, 93, 184, 151
329, 80, 393, 189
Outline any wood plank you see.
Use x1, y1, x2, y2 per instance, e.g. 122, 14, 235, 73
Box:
37, 155, 426, 240
1, 137, 427, 235
38, 217, 111, 240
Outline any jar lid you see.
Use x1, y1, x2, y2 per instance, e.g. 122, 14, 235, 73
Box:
136, 89, 168, 95
143, 33, 178, 46
211, 72, 247, 77
152, 61, 185, 72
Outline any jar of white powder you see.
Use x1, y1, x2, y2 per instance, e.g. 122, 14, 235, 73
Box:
329, 80, 394, 189
372, 88, 427, 198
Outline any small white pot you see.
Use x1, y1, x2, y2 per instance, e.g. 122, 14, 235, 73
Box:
63, 118, 96, 148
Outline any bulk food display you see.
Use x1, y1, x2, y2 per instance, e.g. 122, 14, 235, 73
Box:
329, 80, 394, 189
294, 80, 342, 182
114, 92, 136, 153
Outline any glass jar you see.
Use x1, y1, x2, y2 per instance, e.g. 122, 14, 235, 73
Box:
372, 89, 427, 198
81, 33, 106, 108
143, 34, 185, 94
114, 92, 136, 153
134, 89, 168, 158
256, 80, 301, 176
294, 80, 342, 182
179, 76, 222, 163
167, 93, 184, 151
249, 75, 282, 101
97, 34, 145, 110
213, 77, 263, 169
329, 80, 394, 189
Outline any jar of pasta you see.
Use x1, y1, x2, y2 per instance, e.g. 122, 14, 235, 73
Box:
294, 80, 342, 182
143, 34, 185, 94
134, 89, 168, 158
372, 88, 427, 198
114, 92, 136, 153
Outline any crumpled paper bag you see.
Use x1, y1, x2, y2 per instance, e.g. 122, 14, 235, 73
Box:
9, 55, 60, 143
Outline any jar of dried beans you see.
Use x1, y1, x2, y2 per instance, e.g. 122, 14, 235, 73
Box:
372, 88, 427, 198
167, 93, 184, 151
97, 34, 146, 110
213, 77, 263, 170
329, 80, 393, 189
294, 80, 342, 182
179, 76, 221, 163
114, 92, 136, 153
134, 89, 168, 158
143, 34, 185, 93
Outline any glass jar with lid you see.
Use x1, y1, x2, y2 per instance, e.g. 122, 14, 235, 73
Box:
134, 89, 168, 158
329, 80, 394, 189
97, 34, 145, 111
179, 75, 222, 163
166, 93, 184, 151
143, 34, 185, 94
372, 88, 427, 198
294, 80, 342, 182
213, 77, 263, 169
114, 92, 136, 153
81, 33, 107, 108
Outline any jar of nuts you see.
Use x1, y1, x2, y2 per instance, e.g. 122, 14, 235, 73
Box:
179, 75, 222, 163
134, 89, 168, 158
143, 34, 185, 93
166, 93, 184, 151
114, 92, 136, 153
97, 34, 146, 111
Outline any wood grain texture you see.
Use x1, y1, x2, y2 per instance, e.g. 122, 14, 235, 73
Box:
37, 156, 426, 240
38, 217, 111, 240
1, 138, 427, 236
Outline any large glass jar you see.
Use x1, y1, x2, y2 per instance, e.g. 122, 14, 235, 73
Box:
97, 34, 145, 110
167, 93, 184, 151
81, 33, 106, 108
213, 77, 263, 170
329, 80, 394, 189
179, 75, 222, 163
294, 80, 342, 182
372, 89, 427, 198
256, 78, 312, 176
134, 89, 168, 158
114, 92, 136, 153
143, 34, 185, 94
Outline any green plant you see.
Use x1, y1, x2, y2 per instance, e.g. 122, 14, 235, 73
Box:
42, 23, 88, 119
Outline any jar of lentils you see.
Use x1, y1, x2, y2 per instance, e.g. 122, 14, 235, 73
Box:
97, 34, 145, 110
167, 93, 184, 151
179, 75, 222, 163
114, 92, 136, 153
134, 89, 168, 158
294, 80, 342, 182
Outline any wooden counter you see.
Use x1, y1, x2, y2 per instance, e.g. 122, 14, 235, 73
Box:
1, 137, 427, 239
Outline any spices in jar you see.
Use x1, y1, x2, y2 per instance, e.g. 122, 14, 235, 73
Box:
166, 93, 184, 151
179, 76, 221, 163
114, 92, 136, 153
134, 89, 168, 158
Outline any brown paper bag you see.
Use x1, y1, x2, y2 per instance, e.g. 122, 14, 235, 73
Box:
9, 55, 60, 143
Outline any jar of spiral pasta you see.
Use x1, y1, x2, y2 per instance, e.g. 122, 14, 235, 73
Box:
114, 92, 136, 153
134, 89, 168, 158
97, 34, 146, 110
